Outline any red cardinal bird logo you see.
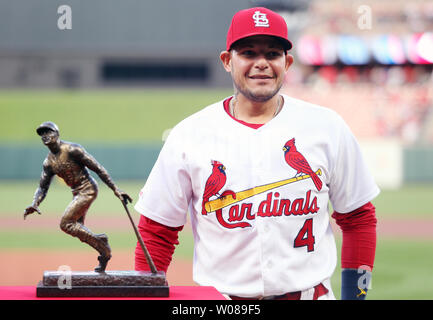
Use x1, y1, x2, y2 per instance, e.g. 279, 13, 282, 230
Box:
283, 138, 322, 191
202, 160, 227, 215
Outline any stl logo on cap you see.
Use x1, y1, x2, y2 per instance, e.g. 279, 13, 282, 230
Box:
252, 10, 269, 27
225, 7, 292, 51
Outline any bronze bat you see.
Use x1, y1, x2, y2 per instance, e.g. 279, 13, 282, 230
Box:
121, 200, 158, 274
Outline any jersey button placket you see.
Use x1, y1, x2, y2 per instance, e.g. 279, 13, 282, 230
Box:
251, 132, 273, 296
254, 201, 267, 296
258, 218, 275, 296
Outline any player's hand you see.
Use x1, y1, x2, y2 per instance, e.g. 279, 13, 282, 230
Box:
114, 189, 133, 205
23, 205, 41, 220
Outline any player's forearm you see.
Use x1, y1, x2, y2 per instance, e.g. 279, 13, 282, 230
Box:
340, 228, 375, 300
332, 202, 377, 300
135, 215, 183, 273
135, 240, 174, 273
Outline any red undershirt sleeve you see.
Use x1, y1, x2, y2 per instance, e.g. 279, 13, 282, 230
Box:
134, 215, 183, 273
331, 201, 377, 270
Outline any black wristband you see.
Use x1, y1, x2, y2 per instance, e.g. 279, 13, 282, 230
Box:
341, 268, 372, 300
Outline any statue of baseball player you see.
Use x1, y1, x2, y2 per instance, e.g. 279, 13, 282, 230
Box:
24, 121, 132, 273
134, 7, 379, 300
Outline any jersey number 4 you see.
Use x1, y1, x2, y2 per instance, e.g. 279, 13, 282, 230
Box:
294, 218, 315, 252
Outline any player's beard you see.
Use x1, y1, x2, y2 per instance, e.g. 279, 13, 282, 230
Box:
232, 77, 284, 103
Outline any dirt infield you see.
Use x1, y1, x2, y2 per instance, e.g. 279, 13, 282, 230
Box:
0, 249, 195, 286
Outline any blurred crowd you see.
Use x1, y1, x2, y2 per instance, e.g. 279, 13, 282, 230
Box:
304, 0, 433, 35
282, 0, 433, 145
283, 65, 432, 145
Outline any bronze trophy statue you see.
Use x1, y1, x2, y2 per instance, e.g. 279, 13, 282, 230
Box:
24, 121, 132, 272
25, 121, 167, 297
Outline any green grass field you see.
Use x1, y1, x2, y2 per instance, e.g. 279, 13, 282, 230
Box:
332, 237, 433, 300
0, 89, 232, 144
1, 89, 432, 299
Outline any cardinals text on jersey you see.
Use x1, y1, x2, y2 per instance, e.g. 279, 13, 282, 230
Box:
201, 137, 323, 233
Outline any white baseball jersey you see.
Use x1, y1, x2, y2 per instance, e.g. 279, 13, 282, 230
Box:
135, 94, 380, 297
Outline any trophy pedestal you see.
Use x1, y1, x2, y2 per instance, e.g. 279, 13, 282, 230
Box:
36, 270, 169, 297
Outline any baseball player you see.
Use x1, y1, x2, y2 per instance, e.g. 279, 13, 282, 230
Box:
134, 7, 379, 300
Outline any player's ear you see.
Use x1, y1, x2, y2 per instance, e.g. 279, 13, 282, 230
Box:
285, 53, 294, 71
220, 50, 232, 72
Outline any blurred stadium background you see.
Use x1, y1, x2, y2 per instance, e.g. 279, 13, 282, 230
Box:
0, 0, 432, 299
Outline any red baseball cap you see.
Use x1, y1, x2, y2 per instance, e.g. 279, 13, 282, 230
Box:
226, 7, 292, 51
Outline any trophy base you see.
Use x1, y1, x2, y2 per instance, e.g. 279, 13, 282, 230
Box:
36, 270, 169, 297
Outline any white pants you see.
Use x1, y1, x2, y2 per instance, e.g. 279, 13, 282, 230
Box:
302, 278, 335, 300
224, 278, 336, 300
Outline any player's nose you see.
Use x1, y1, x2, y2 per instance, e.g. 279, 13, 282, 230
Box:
254, 55, 270, 70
